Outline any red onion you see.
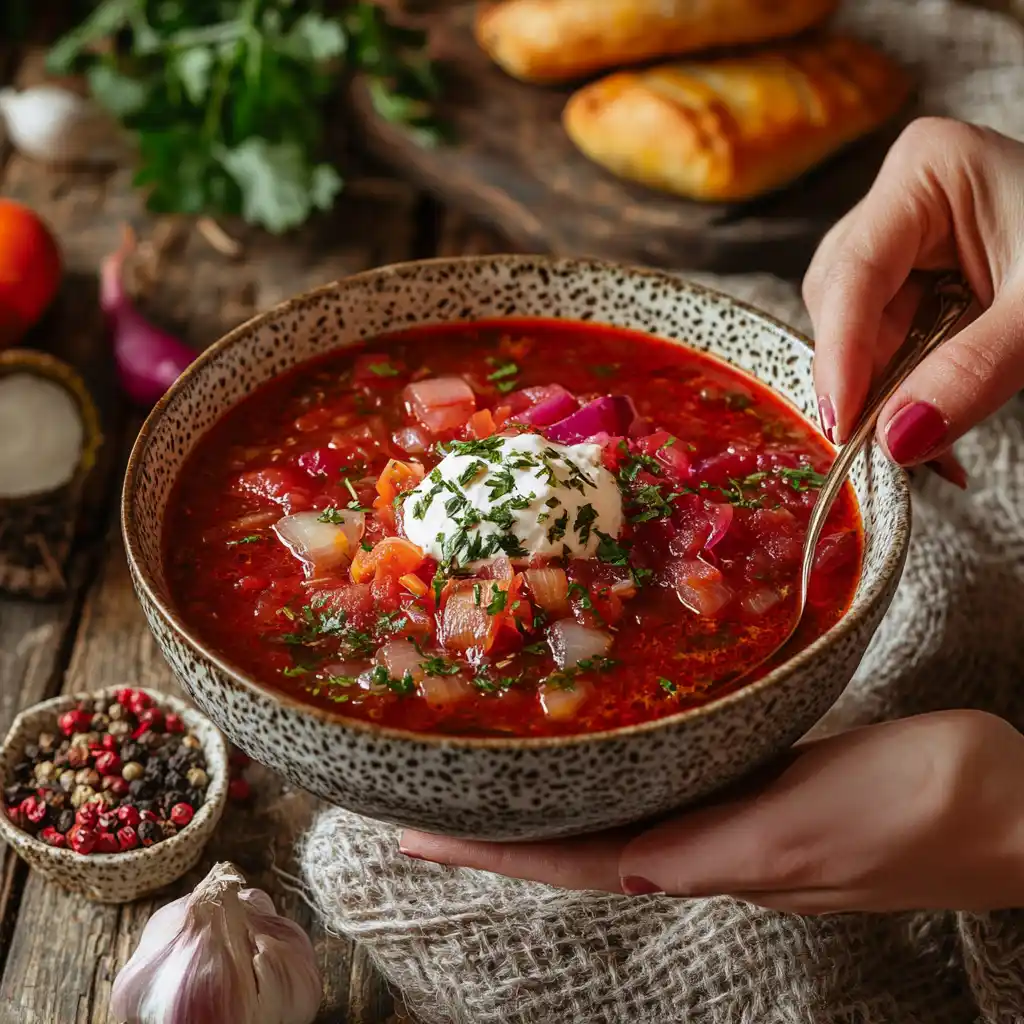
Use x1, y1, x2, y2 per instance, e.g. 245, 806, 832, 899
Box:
546, 395, 640, 444
100, 225, 197, 406
517, 385, 578, 427
704, 503, 734, 550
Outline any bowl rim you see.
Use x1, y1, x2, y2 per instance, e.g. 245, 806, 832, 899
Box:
0, 687, 228, 868
122, 254, 912, 751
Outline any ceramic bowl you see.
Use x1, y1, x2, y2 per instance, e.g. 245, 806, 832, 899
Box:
122, 256, 910, 842
0, 688, 229, 902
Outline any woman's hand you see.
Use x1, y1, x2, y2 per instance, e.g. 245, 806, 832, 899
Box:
400, 711, 1024, 913
804, 117, 1024, 478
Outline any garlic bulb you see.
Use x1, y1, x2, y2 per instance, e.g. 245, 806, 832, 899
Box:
111, 861, 322, 1024
0, 86, 127, 165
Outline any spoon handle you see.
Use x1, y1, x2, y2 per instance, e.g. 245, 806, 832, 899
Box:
798, 272, 975, 604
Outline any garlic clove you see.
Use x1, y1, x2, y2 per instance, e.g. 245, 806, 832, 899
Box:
0, 85, 129, 166
112, 861, 323, 1024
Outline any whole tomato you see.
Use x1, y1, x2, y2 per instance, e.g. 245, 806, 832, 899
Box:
0, 199, 61, 347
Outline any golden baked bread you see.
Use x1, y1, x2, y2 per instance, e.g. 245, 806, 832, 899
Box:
562, 36, 912, 202
474, 0, 840, 84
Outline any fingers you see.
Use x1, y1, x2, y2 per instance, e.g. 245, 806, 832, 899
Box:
803, 153, 929, 443
398, 828, 630, 892
878, 291, 1024, 464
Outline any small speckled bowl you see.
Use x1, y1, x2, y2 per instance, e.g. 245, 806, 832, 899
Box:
0, 688, 228, 903
122, 256, 911, 842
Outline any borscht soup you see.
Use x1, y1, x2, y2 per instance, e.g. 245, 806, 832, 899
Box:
165, 321, 861, 738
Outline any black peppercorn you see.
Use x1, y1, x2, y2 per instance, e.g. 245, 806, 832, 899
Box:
23, 745, 40, 762
137, 820, 163, 847
160, 789, 186, 812
4, 784, 29, 805
164, 770, 185, 791
186, 788, 204, 808
128, 778, 156, 800
55, 809, 75, 834
135, 799, 154, 814
12, 761, 32, 781
120, 743, 146, 765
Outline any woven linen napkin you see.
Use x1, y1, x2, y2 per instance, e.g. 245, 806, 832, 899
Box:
300, 2, 1024, 1020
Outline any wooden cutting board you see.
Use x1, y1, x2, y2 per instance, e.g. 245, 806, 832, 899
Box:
350, 3, 913, 277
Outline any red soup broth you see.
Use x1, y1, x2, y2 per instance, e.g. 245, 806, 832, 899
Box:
164, 320, 861, 738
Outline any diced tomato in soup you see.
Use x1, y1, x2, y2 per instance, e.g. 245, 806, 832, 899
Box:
165, 321, 861, 738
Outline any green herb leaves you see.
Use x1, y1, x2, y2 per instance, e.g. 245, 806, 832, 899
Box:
486, 358, 519, 394
49, 1, 443, 232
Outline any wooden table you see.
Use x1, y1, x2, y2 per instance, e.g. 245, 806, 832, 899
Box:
0, 45, 512, 1024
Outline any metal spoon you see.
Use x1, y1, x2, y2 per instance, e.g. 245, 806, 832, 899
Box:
744, 271, 974, 679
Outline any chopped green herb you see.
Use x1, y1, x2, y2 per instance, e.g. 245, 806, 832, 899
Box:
280, 603, 374, 657
595, 531, 631, 566
486, 359, 519, 382
317, 507, 346, 525
432, 568, 446, 605
420, 655, 461, 677
486, 588, 508, 616
442, 436, 505, 461
567, 581, 596, 614
545, 496, 560, 508
458, 459, 489, 486
367, 361, 400, 377
227, 534, 263, 546
375, 610, 408, 637
360, 540, 373, 552
411, 481, 444, 520
472, 668, 520, 693
486, 466, 517, 502
522, 641, 548, 656
547, 510, 569, 544
473, 583, 483, 606
495, 533, 529, 558
779, 466, 827, 491
659, 677, 678, 695
627, 484, 683, 523
281, 665, 308, 678
370, 664, 416, 696
618, 450, 662, 484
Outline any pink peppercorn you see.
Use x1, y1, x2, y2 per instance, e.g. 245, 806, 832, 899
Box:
164, 713, 185, 734
39, 827, 66, 848
140, 809, 159, 823
101, 734, 119, 752
95, 832, 119, 854
58, 709, 90, 736
131, 721, 153, 741
138, 707, 163, 730
75, 804, 100, 829
116, 805, 141, 829
228, 777, 251, 802
106, 777, 129, 797
20, 796, 47, 826
128, 692, 152, 716
117, 826, 138, 851
115, 687, 134, 706
5, 806, 26, 830
95, 752, 122, 777
169, 803, 193, 827
68, 826, 97, 855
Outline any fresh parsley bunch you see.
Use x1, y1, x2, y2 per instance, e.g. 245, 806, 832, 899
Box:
47, 0, 442, 232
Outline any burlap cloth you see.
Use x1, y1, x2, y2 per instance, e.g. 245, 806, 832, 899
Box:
299, 2, 1024, 1021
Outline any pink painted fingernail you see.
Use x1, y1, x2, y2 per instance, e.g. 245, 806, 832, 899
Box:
925, 458, 968, 490
886, 402, 949, 464
817, 394, 836, 444
621, 875, 664, 896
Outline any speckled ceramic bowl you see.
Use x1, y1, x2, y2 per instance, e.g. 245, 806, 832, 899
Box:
0, 688, 228, 902
122, 257, 910, 842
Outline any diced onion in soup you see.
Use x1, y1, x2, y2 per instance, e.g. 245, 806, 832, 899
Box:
739, 585, 783, 619
273, 510, 364, 576
525, 568, 570, 616
668, 559, 733, 617
419, 673, 475, 712
439, 583, 493, 653
404, 377, 476, 435
539, 678, 595, 721
375, 639, 425, 684
546, 619, 612, 669
392, 425, 431, 454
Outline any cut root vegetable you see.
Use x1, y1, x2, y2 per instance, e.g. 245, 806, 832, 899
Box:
668, 559, 733, 617
539, 678, 595, 721
546, 619, 612, 669
350, 536, 424, 585
273, 510, 364, 577
419, 673, 475, 712
439, 581, 494, 654
375, 639, 424, 683
525, 567, 570, 616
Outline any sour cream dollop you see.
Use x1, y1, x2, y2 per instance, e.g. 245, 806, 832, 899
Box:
401, 433, 623, 567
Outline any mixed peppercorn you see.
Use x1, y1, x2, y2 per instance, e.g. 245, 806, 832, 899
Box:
3, 689, 213, 855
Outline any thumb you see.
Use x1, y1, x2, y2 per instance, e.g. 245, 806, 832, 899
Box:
878, 289, 1024, 465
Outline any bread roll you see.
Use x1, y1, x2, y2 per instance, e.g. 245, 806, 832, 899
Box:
475, 0, 839, 84
562, 36, 911, 202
